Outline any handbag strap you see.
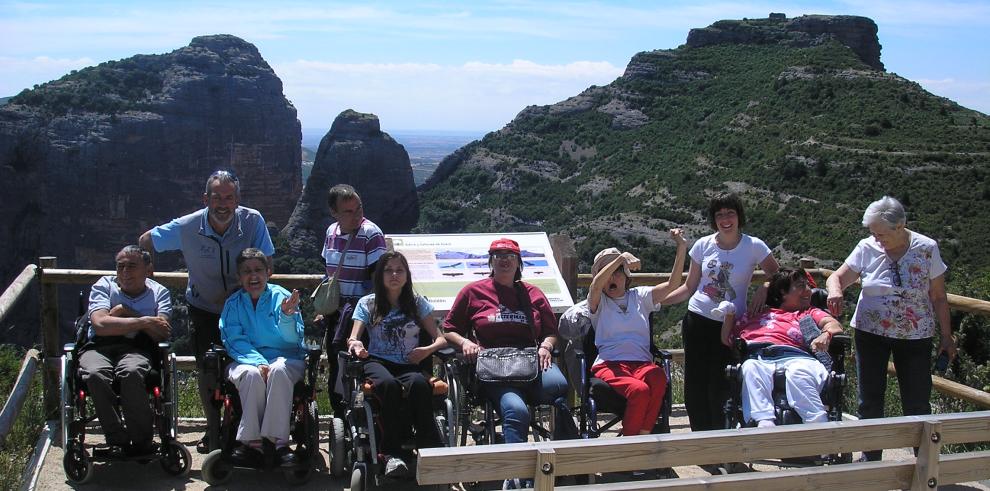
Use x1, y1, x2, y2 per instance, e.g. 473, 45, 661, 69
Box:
329, 224, 357, 282
513, 281, 538, 346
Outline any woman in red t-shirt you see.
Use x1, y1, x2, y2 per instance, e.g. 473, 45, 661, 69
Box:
443, 238, 569, 445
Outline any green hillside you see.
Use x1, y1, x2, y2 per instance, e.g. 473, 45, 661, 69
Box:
416, 39, 990, 274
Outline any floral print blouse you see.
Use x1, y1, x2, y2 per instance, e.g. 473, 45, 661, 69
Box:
845, 231, 946, 339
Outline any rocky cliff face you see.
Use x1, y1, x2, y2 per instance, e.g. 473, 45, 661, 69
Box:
686, 14, 883, 70
280, 110, 418, 258
0, 34, 301, 343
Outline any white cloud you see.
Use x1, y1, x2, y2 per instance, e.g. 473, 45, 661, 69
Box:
0, 56, 94, 96
274, 58, 624, 131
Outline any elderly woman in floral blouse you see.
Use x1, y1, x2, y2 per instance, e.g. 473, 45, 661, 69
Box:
826, 196, 956, 462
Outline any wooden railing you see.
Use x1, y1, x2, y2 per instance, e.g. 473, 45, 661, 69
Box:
0, 265, 41, 447
417, 411, 990, 491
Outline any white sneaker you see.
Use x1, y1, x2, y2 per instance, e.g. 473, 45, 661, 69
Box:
384, 455, 409, 478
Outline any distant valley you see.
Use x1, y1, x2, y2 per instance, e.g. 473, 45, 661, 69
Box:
301, 128, 481, 186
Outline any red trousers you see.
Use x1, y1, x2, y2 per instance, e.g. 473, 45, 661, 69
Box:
592, 361, 666, 436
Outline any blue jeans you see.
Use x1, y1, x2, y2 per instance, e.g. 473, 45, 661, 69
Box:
481, 364, 569, 444
855, 329, 933, 460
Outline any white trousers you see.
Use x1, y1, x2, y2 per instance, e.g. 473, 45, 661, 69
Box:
741, 355, 828, 425
228, 358, 305, 444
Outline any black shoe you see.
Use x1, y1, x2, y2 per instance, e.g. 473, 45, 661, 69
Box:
196, 435, 210, 455
276, 446, 299, 468
229, 445, 263, 468
126, 441, 158, 458
93, 444, 127, 459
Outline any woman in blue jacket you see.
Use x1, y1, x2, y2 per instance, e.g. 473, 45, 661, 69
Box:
220, 248, 305, 467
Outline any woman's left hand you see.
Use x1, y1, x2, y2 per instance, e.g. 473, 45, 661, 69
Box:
281, 289, 301, 315
939, 335, 958, 363
538, 345, 552, 370
406, 347, 432, 365
810, 332, 831, 353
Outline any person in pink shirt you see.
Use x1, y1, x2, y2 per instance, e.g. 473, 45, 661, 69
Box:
720, 268, 844, 427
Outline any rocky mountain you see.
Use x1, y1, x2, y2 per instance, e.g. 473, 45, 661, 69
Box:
0, 34, 301, 343
280, 110, 418, 259
417, 14, 990, 273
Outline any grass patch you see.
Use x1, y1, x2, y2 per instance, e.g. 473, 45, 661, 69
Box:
0, 345, 45, 490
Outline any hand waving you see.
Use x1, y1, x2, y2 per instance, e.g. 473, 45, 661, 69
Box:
281, 289, 301, 316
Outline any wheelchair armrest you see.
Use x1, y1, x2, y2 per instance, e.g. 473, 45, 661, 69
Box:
731, 338, 748, 363
158, 342, 171, 352
63, 343, 76, 353
434, 347, 457, 361
830, 334, 851, 352
572, 347, 585, 360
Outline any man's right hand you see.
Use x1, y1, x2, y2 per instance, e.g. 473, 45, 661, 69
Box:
143, 316, 171, 341
460, 339, 481, 362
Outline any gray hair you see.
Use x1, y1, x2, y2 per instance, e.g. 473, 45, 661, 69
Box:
205, 170, 241, 197
327, 183, 360, 211
862, 196, 906, 229
117, 245, 152, 265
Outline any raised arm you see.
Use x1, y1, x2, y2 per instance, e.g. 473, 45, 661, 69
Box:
588, 252, 640, 314
653, 229, 688, 305
659, 259, 701, 306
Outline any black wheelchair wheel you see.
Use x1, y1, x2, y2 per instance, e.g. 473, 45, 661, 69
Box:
62, 442, 93, 484
306, 400, 319, 459
283, 463, 313, 486
201, 448, 233, 485
159, 439, 192, 476
329, 416, 347, 477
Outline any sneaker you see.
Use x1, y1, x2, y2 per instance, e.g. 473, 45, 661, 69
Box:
196, 435, 211, 455
228, 445, 263, 468
502, 478, 521, 490
384, 455, 409, 478
276, 446, 298, 468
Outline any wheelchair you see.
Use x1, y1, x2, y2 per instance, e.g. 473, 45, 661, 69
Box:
723, 333, 853, 466
199, 343, 323, 485
443, 347, 575, 449
329, 349, 456, 491
570, 324, 673, 439
60, 314, 191, 484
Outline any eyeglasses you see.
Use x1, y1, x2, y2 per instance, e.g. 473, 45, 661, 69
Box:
491, 253, 517, 261
890, 260, 902, 287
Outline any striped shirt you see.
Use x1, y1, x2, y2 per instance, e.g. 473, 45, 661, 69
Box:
321, 218, 387, 302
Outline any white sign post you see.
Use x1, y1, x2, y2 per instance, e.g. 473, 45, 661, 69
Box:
389, 232, 575, 313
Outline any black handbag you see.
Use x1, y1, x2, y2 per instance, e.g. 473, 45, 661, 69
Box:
476, 346, 540, 385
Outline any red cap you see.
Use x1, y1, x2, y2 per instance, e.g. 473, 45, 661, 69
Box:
488, 238, 520, 255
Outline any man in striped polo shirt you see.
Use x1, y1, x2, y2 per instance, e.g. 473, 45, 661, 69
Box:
321, 184, 387, 412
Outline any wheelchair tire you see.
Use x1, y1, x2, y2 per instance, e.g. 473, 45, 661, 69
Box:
350, 464, 365, 491
62, 443, 93, 484
159, 439, 192, 476
329, 416, 347, 477
283, 463, 313, 485
202, 449, 233, 485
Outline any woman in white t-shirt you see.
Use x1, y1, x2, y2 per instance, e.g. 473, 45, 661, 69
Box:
826, 196, 956, 462
587, 229, 687, 436
664, 193, 779, 435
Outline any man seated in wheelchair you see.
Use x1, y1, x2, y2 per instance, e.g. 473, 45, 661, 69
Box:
79, 245, 172, 457
346, 251, 447, 477
586, 230, 685, 436
218, 248, 305, 467
719, 268, 843, 427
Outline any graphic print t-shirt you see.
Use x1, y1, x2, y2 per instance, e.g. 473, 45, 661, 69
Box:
353, 294, 434, 365
687, 233, 772, 320
443, 278, 558, 349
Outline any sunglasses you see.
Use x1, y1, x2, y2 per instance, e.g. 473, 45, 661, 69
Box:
890, 260, 902, 287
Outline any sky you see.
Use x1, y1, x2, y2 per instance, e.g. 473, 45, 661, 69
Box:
1, 1, 987, 133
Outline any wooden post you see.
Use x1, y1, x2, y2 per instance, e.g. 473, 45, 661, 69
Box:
911, 420, 943, 491
534, 447, 556, 491
38, 256, 60, 419
549, 234, 578, 301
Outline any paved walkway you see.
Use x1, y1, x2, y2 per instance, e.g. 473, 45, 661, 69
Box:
31, 406, 990, 490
